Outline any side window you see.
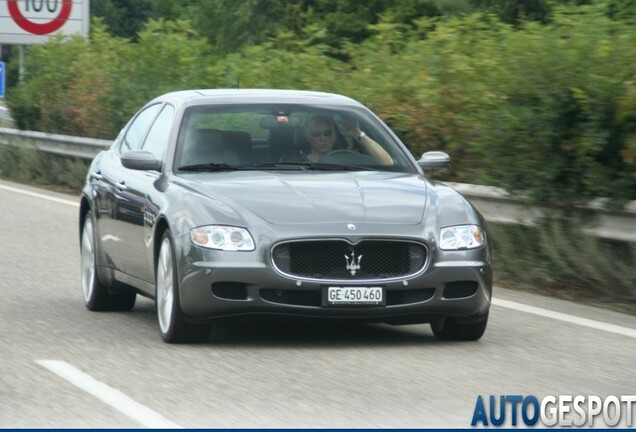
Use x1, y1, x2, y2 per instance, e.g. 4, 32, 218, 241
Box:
121, 104, 162, 152
142, 105, 175, 161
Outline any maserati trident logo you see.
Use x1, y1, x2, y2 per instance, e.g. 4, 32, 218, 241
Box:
345, 251, 363, 276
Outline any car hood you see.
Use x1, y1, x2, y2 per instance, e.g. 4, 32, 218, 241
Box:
183, 171, 428, 225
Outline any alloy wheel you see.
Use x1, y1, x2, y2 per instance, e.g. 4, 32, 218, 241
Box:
81, 217, 95, 304
157, 238, 175, 334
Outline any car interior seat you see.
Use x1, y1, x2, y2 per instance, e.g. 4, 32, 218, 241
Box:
221, 130, 253, 165
268, 126, 300, 162
181, 129, 240, 166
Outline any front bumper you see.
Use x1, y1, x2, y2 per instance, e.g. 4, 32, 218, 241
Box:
178, 249, 492, 323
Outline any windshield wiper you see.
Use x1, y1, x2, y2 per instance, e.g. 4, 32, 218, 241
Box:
179, 163, 243, 172
252, 162, 374, 171
249, 162, 308, 170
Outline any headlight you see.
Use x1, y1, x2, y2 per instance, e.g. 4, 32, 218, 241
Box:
190, 226, 255, 251
440, 225, 485, 250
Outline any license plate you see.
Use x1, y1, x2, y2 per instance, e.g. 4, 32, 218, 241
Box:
325, 286, 384, 306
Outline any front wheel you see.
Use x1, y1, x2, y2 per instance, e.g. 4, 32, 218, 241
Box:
156, 231, 210, 343
430, 313, 488, 341
81, 211, 136, 311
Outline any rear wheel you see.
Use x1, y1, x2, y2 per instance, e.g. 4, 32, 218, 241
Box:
81, 211, 136, 311
431, 313, 488, 341
156, 231, 210, 343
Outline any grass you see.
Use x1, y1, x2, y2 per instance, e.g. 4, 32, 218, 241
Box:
0, 144, 89, 193
491, 220, 636, 314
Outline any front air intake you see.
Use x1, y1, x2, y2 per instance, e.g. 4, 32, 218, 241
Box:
212, 282, 248, 300
443, 281, 478, 299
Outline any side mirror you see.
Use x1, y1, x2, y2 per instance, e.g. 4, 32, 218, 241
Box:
121, 150, 162, 171
418, 151, 450, 172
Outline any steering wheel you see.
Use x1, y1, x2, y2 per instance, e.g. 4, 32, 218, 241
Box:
318, 149, 379, 166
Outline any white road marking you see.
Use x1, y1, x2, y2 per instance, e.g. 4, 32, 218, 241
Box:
36, 360, 182, 429
493, 298, 636, 339
0, 183, 79, 207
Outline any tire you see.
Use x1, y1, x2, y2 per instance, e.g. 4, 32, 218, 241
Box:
156, 231, 210, 343
430, 313, 488, 341
81, 211, 136, 311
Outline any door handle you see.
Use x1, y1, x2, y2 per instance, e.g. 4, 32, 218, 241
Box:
91, 171, 103, 181
117, 181, 128, 191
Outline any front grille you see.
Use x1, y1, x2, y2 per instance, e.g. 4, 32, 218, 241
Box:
272, 239, 427, 281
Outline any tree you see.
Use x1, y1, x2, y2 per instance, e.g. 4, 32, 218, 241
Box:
91, 0, 158, 39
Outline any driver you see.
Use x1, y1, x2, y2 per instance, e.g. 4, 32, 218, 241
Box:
300, 114, 394, 166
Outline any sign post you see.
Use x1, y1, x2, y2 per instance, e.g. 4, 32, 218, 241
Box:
0, 61, 5, 98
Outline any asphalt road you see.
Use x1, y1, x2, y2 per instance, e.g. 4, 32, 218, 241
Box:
1, 178, 635, 428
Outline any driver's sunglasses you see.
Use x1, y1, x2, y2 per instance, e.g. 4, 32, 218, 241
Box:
309, 129, 334, 138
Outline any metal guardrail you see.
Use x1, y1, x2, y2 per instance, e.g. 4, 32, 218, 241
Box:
0, 127, 111, 159
1, 126, 635, 243
446, 182, 636, 243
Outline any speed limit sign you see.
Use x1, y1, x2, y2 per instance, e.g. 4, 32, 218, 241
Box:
0, 0, 89, 44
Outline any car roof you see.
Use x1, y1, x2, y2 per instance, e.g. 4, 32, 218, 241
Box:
152, 89, 365, 108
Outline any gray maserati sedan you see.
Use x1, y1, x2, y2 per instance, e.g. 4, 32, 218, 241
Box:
79, 89, 492, 343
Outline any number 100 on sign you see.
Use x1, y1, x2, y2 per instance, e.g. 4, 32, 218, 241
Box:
23, 0, 61, 13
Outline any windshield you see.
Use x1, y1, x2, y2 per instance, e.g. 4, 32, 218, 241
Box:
174, 104, 415, 173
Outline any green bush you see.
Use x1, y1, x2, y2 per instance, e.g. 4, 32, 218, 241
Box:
6, 19, 213, 139
341, 6, 636, 205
